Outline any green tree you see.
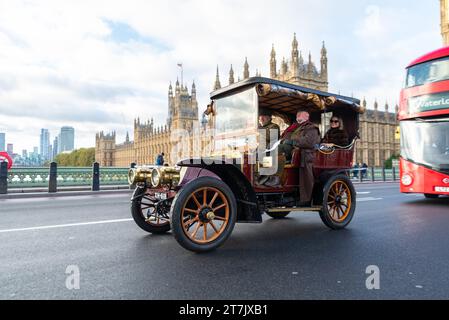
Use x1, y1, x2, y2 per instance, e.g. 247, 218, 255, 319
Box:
54, 148, 96, 167
384, 154, 400, 169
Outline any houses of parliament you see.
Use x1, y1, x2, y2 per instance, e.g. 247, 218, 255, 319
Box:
95, 33, 400, 168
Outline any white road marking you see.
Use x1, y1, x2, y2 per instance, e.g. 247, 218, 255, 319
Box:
0, 218, 134, 234
358, 197, 383, 202
357, 192, 371, 195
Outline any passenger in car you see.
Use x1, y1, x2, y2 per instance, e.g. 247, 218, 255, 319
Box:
322, 116, 349, 147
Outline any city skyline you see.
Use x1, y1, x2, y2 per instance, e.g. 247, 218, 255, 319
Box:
0, 1, 442, 153
1, 126, 75, 160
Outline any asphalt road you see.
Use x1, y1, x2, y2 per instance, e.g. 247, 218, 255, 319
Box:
1, 182, 448, 300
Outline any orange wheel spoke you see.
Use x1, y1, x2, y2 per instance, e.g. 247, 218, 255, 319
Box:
192, 193, 202, 209
184, 208, 199, 214
214, 216, 227, 221
191, 223, 201, 238
209, 221, 219, 234
209, 192, 219, 207
203, 223, 207, 240
184, 217, 197, 228
203, 189, 207, 206
213, 203, 226, 212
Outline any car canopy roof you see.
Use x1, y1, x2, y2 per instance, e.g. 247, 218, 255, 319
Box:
210, 77, 364, 115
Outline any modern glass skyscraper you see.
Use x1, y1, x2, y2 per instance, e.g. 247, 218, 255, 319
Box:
59, 126, 75, 152
0, 132, 5, 151
40, 129, 50, 160
53, 136, 59, 158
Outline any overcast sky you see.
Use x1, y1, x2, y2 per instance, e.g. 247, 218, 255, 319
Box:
0, 0, 442, 152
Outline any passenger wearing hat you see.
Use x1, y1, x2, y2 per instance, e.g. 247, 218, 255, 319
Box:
256, 108, 281, 186
258, 108, 280, 149
278, 108, 321, 206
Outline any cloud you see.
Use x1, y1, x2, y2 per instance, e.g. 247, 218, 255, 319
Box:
0, 0, 443, 152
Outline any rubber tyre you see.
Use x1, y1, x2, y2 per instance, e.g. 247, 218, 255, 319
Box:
424, 194, 439, 199
266, 212, 290, 219
319, 174, 356, 230
131, 187, 171, 234
170, 177, 237, 253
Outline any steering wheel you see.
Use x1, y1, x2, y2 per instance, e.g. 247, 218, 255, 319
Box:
0, 152, 13, 170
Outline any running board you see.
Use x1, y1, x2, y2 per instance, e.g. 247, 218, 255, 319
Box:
266, 206, 322, 213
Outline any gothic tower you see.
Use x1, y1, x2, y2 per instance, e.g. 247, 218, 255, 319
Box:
441, 0, 449, 45
170, 80, 199, 132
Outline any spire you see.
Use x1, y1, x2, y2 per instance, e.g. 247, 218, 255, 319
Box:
320, 41, 328, 81
270, 44, 277, 78
175, 78, 180, 94
168, 81, 173, 97
307, 51, 313, 74
281, 57, 288, 75
126, 131, 129, 143
191, 80, 196, 99
321, 41, 327, 57
243, 57, 250, 79
292, 33, 298, 53
229, 64, 235, 85
271, 43, 276, 59
214, 65, 221, 90
291, 33, 299, 61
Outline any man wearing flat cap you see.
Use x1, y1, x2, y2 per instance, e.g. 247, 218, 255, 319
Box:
278, 108, 321, 206
258, 108, 280, 149
257, 108, 281, 186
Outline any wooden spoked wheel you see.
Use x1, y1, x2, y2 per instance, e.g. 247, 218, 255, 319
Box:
181, 187, 230, 244
171, 176, 237, 252
320, 174, 356, 230
326, 180, 352, 223
140, 192, 170, 227
131, 187, 171, 234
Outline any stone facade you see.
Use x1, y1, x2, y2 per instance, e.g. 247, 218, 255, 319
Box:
354, 100, 400, 167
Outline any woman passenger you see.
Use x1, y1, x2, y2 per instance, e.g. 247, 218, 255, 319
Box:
322, 116, 349, 147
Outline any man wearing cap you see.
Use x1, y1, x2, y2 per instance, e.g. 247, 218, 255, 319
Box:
278, 109, 321, 206
258, 108, 280, 149
257, 108, 281, 186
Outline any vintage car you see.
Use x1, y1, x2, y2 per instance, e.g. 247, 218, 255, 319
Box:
128, 77, 364, 252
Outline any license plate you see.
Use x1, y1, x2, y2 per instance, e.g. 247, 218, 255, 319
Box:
155, 192, 168, 200
435, 187, 449, 193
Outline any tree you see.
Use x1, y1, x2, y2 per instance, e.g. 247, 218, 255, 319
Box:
54, 148, 95, 167
384, 154, 400, 169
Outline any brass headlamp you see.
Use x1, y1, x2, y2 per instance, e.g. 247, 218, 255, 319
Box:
128, 165, 181, 187
150, 167, 181, 188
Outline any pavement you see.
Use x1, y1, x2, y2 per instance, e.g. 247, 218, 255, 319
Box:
1, 182, 449, 300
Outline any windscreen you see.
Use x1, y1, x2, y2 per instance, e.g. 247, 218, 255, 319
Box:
401, 119, 449, 172
405, 57, 449, 88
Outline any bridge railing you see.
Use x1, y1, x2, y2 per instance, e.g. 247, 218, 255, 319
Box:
0, 162, 399, 195
0, 162, 130, 194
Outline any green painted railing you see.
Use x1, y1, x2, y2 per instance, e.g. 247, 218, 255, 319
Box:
6, 166, 399, 189
7, 167, 129, 188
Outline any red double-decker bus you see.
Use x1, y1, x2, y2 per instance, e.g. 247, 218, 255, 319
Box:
399, 47, 449, 198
